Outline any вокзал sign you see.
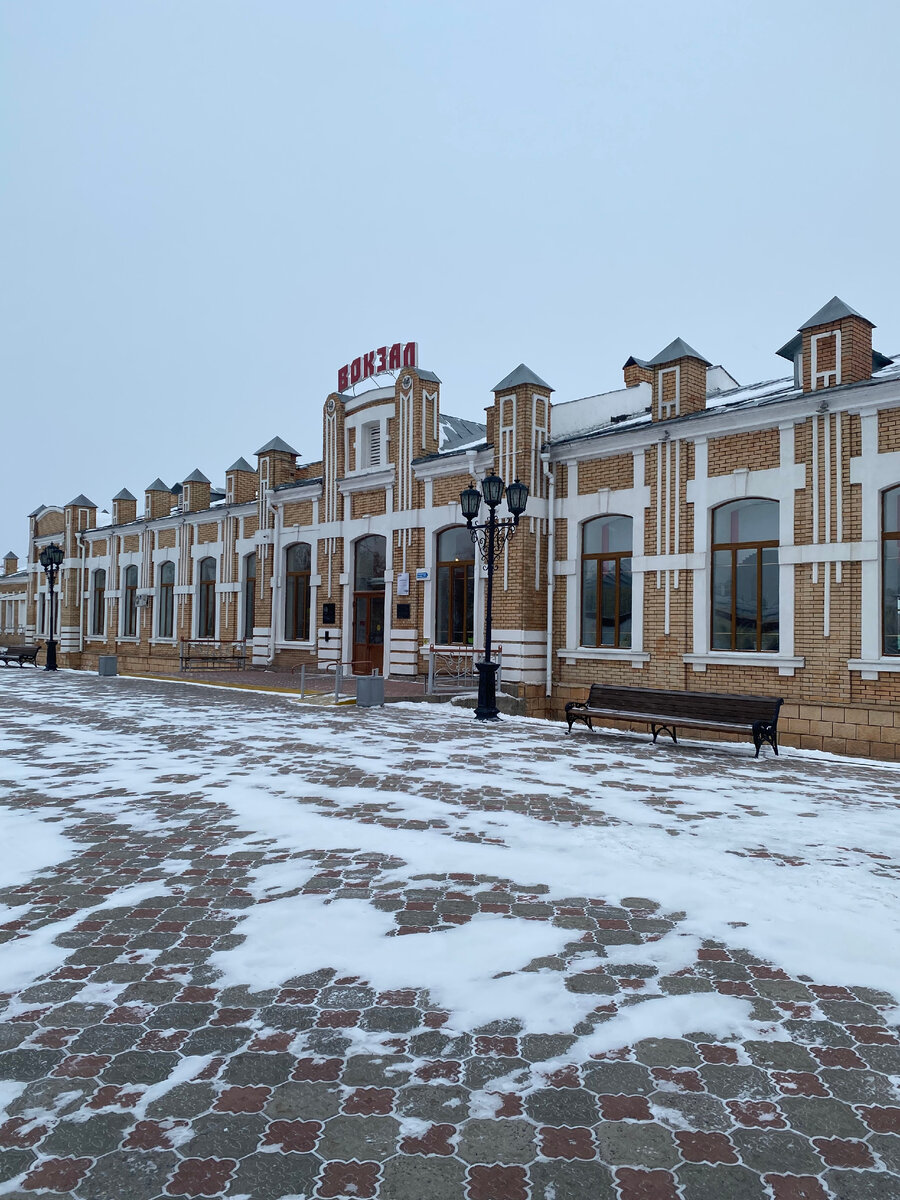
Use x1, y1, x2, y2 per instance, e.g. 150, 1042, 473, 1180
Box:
338, 342, 417, 392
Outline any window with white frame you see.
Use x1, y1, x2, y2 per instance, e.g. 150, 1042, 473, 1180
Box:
122, 565, 138, 637
882, 485, 900, 655
581, 515, 633, 648
158, 561, 175, 639
197, 557, 216, 638
91, 569, 106, 637
711, 499, 779, 652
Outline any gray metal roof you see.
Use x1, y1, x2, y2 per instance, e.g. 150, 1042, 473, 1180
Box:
776, 334, 802, 362
227, 457, 255, 473
256, 436, 298, 455
440, 413, 488, 452
145, 478, 170, 492
441, 412, 489, 451
799, 296, 872, 331
493, 364, 554, 392
416, 368, 442, 384
28, 505, 45, 518
777, 332, 893, 373
623, 355, 651, 369
646, 338, 711, 368
66, 494, 96, 508
183, 468, 211, 484
4, 550, 17, 558
113, 488, 137, 502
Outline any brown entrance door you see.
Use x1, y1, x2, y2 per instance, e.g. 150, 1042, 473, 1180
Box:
353, 594, 384, 674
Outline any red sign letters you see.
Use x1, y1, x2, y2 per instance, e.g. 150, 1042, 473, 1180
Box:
338, 342, 417, 392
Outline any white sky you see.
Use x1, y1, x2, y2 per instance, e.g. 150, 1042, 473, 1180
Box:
2, 0, 899, 557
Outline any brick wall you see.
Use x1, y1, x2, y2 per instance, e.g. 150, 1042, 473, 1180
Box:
708, 429, 779, 475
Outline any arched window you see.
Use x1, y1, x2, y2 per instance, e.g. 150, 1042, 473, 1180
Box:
882, 485, 900, 655
198, 556, 216, 638
711, 499, 779, 651
91, 569, 106, 637
436, 527, 475, 645
243, 552, 256, 641
284, 543, 311, 641
158, 561, 175, 639
123, 565, 138, 637
581, 515, 632, 648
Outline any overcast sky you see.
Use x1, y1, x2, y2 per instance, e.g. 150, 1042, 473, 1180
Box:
2, 0, 899, 559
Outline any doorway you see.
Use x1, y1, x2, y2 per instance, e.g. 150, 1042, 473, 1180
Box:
353, 535, 387, 674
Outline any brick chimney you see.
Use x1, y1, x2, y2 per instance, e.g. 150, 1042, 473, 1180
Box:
796, 297, 875, 393
623, 356, 654, 388
490, 364, 553, 496
112, 488, 137, 525
145, 479, 173, 520
646, 338, 711, 421
225, 457, 258, 505
3, 551, 17, 576
256, 436, 299, 492
181, 469, 211, 513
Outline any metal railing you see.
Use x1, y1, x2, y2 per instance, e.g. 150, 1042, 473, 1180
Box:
291, 662, 354, 703
426, 645, 502, 695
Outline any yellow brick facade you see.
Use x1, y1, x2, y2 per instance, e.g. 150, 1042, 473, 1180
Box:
11, 301, 900, 760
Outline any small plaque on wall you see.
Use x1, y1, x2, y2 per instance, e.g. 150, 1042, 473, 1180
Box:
396, 603, 411, 620
397, 572, 410, 596
322, 602, 336, 625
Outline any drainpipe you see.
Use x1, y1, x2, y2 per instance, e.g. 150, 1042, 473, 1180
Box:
266, 491, 280, 664
543, 454, 555, 698
77, 531, 87, 653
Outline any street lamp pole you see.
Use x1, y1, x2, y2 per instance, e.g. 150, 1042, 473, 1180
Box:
459, 474, 529, 721
39, 542, 64, 672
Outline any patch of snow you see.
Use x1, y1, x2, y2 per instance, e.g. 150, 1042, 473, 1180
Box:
0, 804, 76, 891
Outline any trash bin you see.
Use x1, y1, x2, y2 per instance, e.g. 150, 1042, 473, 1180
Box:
357, 672, 384, 707
98, 656, 118, 677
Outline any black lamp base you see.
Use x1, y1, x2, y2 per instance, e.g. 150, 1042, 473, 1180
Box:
45, 640, 58, 672
474, 660, 500, 721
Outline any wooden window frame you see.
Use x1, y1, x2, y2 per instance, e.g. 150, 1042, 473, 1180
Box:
580, 516, 633, 649
123, 565, 138, 638
197, 557, 216, 639
710, 500, 779, 653
436, 527, 476, 646
158, 561, 175, 639
882, 484, 900, 656
284, 543, 311, 642
91, 569, 106, 637
243, 552, 256, 641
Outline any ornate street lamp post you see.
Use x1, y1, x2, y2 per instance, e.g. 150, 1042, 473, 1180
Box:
39, 542, 64, 672
460, 474, 529, 720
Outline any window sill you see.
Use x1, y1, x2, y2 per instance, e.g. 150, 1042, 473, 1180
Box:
558, 647, 649, 668
684, 652, 805, 677
116, 637, 140, 644
848, 658, 900, 681
275, 641, 315, 650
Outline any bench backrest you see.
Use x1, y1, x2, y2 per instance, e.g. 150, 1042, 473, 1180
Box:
2, 645, 39, 656
585, 683, 782, 725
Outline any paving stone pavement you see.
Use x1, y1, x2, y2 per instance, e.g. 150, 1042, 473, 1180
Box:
0, 672, 897, 1199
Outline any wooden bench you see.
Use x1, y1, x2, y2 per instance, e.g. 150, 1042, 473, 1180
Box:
179, 639, 247, 672
565, 683, 783, 758
0, 644, 41, 667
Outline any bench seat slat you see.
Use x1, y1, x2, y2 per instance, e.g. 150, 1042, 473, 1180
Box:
569, 706, 756, 732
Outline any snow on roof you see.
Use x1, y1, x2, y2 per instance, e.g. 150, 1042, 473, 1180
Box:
439, 413, 487, 453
